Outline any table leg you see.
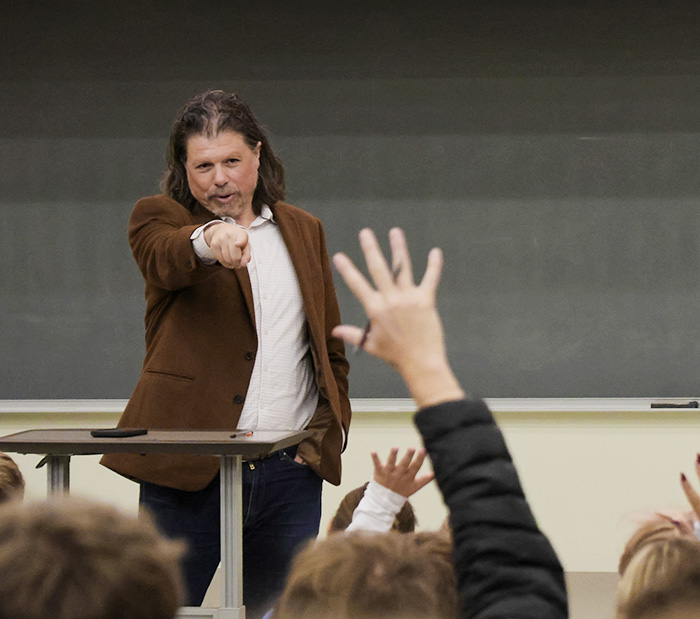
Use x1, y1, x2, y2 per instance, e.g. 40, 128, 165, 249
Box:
46, 455, 70, 496
219, 455, 245, 619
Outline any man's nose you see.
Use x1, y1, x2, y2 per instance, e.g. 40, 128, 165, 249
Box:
213, 165, 228, 185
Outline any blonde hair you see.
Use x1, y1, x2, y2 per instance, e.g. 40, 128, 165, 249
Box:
617, 537, 700, 619
0, 497, 185, 619
0, 452, 24, 503
618, 512, 695, 575
273, 530, 458, 619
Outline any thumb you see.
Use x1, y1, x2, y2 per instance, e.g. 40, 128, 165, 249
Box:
235, 230, 249, 248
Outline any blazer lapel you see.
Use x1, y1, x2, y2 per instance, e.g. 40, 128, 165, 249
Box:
234, 268, 256, 330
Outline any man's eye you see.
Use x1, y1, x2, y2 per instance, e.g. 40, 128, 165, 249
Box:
197, 163, 211, 170
227, 158, 240, 164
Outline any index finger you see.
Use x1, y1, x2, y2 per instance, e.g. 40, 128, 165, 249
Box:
681, 472, 700, 518
239, 243, 252, 267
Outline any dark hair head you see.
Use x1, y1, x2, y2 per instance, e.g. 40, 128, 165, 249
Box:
328, 482, 417, 534
162, 90, 285, 213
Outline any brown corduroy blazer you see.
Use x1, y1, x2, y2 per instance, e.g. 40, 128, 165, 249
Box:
100, 194, 351, 491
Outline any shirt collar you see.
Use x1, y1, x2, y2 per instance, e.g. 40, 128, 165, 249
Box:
247, 204, 275, 229
259, 204, 275, 223
220, 204, 275, 228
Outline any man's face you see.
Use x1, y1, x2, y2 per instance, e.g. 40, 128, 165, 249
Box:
184, 130, 261, 224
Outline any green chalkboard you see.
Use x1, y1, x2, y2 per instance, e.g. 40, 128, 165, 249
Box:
2, 2, 700, 398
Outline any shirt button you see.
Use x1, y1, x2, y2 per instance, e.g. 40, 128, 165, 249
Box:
244, 351, 254, 361
233, 394, 244, 404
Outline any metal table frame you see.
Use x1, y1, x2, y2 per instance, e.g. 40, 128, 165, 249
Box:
0, 428, 309, 619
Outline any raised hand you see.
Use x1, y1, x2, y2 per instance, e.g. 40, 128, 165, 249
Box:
371, 447, 434, 498
680, 454, 700, 520
332, 227, 464, 407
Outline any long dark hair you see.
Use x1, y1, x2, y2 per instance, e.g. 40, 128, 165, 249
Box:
161, 90, 286, 213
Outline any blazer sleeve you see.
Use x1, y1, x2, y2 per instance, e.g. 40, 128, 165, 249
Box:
414, 399, 568, 619
128, 195, 220, 291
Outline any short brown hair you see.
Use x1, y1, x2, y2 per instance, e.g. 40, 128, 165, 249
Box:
0, 452, 24, 503
328, 482, 417, 533
162, 89, 285, 214
273, 530, 458, 619
0, 497, 185, 619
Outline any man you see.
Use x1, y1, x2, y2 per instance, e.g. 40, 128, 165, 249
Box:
101, 90, 351, 616
0, 497, 184, 619
271, 228, 568, 617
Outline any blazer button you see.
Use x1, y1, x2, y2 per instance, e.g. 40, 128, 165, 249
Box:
233, 394, 244, 404
244, 351, 254, 361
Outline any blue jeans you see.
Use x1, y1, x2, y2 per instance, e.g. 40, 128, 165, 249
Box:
139, 445, 322, 618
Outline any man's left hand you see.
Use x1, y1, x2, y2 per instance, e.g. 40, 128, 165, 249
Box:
294, 454, 308, 466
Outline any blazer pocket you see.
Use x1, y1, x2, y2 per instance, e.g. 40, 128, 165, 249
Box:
145, 368, 195, 383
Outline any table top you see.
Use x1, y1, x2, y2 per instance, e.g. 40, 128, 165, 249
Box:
0, 429, 311, 457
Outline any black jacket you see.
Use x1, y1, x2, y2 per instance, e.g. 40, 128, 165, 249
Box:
414, 399, 568, 618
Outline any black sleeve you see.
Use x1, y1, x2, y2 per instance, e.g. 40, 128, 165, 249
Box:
414, 399, 568, 619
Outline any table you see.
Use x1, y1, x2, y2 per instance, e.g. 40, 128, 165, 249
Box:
0, 428, 310, 619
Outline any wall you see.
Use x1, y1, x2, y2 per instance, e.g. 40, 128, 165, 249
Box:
3, 399, 697, 575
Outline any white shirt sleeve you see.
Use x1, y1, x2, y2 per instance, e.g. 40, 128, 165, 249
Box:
345, 479, 407, 534
190, 222, 223, 265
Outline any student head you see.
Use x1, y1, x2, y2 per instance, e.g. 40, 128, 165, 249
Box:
162, 89, 286, 214
617, 537, 700, 619
273, 530, 458, 619
0, 497, 185, 619
0, 452, 24, 503
618, 512, 696, 575
328, 482, 417, 534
